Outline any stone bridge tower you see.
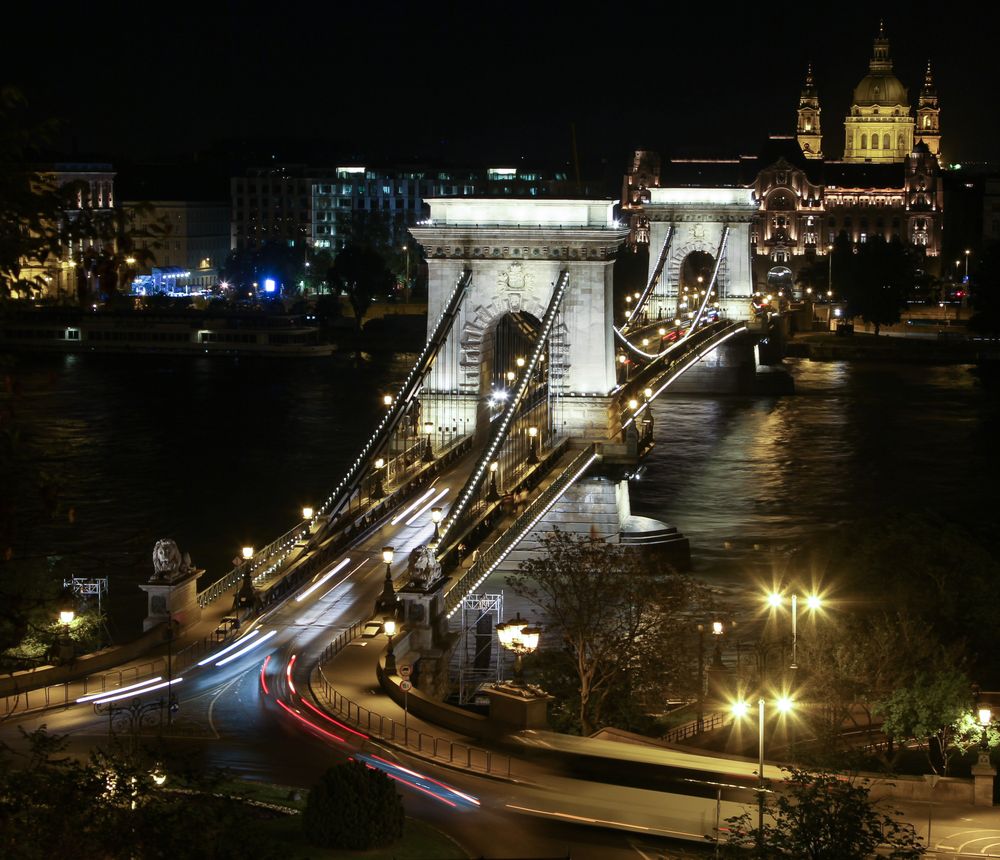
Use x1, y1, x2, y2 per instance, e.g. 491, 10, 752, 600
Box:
410, 199, 628, 445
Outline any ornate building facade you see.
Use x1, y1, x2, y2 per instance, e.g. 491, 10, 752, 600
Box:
622, 26, 945, 290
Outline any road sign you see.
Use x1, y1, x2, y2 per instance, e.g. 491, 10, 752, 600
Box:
399, 664, 411, 677
400, 680, 412, 692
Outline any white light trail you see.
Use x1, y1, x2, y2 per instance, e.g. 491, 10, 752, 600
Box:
197, 629, 260, 666
296, 558, 351, 602
390, 487, 438, 525
215, 630, 277, 667
76, 676, 163, 703
91, 677, 183, 705
405, 487, 450, 526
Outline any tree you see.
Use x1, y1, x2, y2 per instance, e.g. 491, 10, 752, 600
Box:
507, 528, 707, 736
840, 234, 914, 335
721, 768, 924, 859
302, 761, 404, 850
876, 668, 978, 775
329, 242, 395, 332
0, 87, 62, 299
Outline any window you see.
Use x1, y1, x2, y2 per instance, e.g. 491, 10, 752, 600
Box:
860, 233, 867, 243
872, 135, 879, 150
861, 134, 867, 149
883, 134, 890, 150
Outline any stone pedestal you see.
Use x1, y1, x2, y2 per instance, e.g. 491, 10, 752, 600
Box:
972, 753, 996, 806
397, 577, 458, 700
138, 570, 202, 633
483, 684, 552, 731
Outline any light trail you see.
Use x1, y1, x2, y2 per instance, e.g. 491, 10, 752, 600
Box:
405, 487, 450, 526
276, 699, 345, 743
368, 753, 480, 805
285, 654, 297, 695
298, 697, 368, 739
390, 487, 438, 525
91, 677, 183, 705
386, 772, 457, 807
295, 557, 351, 602
215, 630, 277, 667
76, 676, 163, 703
259, 655, 271, 695
197, 629, 260, 666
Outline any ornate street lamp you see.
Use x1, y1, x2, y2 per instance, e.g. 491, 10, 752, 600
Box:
431, 507, 442, 540
496, 613, 542, 686
371, 457, 386, 501
527, 426, 539, 465
422, 421, 434, 462
383, 618, 397, 676
376, 546, 397, 615
487, 461, 500, 502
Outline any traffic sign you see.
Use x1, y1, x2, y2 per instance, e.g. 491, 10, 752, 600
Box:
399, 664, 411, 677
400, 680, 412, 692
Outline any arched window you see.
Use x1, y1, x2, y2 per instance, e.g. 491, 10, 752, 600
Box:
861, 134, 867, 149
898, 135, 904, 150
883, 134, 890, 150
872, 134, 879, 150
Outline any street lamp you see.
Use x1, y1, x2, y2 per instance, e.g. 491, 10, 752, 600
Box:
527, 425, 539, 465
965, 249, 972, 281
487, 461, 500, 502
383, 393, 393, 408
431, 507, 442, 540
302, 506, 313, 521
371, 457, 386, 501
422, 421, 434, 462
59, 609, 75, 626
376, 546, 397, 614
384, 618, 397, 675
731, 696, 795, 848
242, 546, 254, 561
978, 707, 993, 752
766, 590, 822, 669
496, 613, 542, 686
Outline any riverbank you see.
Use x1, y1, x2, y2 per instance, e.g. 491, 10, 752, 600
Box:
786, 330, 993, 364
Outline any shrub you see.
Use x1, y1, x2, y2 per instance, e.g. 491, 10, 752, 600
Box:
302, 761, 404, 850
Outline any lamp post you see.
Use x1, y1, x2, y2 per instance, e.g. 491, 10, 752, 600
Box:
487, 461, 500, 502
383, 618, 397, 676
496, 613, 542, 686
422, 421, 434, 462
431, 507, 442, 541
978, 706, 993, 756
402, 245, 410, 303
376, 546, 397, 614
57, 607, 75, 665
527, 426, 539, 465
732, 696, 794, 849
371, 457, 386, 501
965, 249, 971, 282
766, 590, 822, 670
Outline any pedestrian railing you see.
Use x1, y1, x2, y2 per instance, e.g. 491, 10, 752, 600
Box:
662, 711, 729, 743
0, 657, 167, 720
312, 625, 512, 779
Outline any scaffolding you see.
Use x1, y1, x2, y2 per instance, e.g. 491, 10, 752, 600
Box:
455, 591, 504, 705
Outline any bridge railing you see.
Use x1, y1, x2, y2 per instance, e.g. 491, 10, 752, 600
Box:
622, 225, 673, 332
444, 443, 599, 617
312, 623, 512, 779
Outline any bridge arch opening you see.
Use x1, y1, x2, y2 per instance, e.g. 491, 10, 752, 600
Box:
766, 265, 794, 297
678, 250, 715, 315
474, 311, 549, 483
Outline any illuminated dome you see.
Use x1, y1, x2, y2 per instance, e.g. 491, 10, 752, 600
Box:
853, 72, 908, 107
852, 23, 909, 109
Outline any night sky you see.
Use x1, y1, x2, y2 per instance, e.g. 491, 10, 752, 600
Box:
5, 1, 999, 169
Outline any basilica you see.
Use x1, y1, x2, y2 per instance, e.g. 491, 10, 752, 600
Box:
622, 25, 945, 290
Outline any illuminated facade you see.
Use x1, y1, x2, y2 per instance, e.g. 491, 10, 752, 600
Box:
621, 27, 946, 289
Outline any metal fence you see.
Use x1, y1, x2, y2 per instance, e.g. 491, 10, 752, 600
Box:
312, 624, 512, 779
662, 711, 729, 743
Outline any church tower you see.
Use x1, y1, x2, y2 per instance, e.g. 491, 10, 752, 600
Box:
796, 64, 823, 159
843, 23, 914, 163
915, 61, 942, 162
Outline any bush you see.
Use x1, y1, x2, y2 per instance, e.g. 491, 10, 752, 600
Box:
302, 761, 404, 850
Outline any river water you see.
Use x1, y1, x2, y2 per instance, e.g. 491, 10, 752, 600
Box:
5, 352, 997, 637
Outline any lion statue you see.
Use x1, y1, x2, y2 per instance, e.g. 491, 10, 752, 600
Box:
151, 539, 185, 582
408, 544, 442, 589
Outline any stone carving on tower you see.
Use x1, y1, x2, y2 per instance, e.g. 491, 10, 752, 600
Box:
915, 61, 942, 162
843, 23, 914, 163
796, 64, 823, 159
